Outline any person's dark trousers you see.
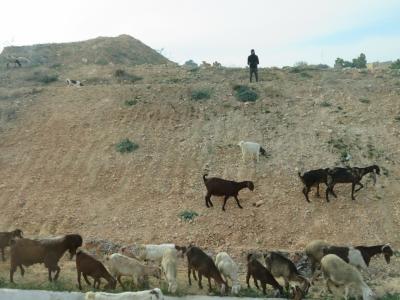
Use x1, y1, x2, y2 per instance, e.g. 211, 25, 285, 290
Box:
250, 67, 258, 82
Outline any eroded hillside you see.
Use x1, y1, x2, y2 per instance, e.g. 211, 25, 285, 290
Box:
1, 63, 400, 258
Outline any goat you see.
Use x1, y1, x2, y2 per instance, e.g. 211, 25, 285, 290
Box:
264, 252, 310, 294
85, 288, 164, 300
66, 79, 84, 87
305, 240, 331, 278
0, 229, 23, 261
298, 168, 329, 202
10, 234, 82, 283
238, 141, 267, 162
186, 246, 226, 294
76, 250, 116, 290
246, 253, 283, 296
322, 246, 367, 270
161, 248, 178, 293
106, 253, 161, 289
321, 254, 375, 300
120, 243, 179, 262
215, 252, 241, 295
355, 244, 394, 266
326, 165, 380, 201
203, 174, 254, 211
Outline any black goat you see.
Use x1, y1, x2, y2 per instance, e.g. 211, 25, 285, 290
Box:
326, 165, 380, 201
0, 229, 23, 261
298, 169, 330, 202
203, 174, 254, 211
355, 244, 394, 266
246, 253, 283, 296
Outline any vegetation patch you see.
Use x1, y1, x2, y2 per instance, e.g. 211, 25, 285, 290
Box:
26, 72, 58, 84
191, 88, 212, 101
390, 59, 400, 69
233, 84, 258, 102
359, 98, 370, 104
320, 100, 332, 107
116, 138, 139, 153
114, 69, 142, 83
264, 86, 283, 98
124, 99, 138, 106
327, 137, 351, 163
179, 210, 199, 222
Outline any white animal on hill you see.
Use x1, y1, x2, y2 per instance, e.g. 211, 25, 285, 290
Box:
121, 243, 177, 262
105, 253, 161, 288
321, 254, 375, 300
161, 248, 178, 293
66, 78, 83, 87
238, 141, 267, 162
215, 252, 241, 294
85, 288, 164, 300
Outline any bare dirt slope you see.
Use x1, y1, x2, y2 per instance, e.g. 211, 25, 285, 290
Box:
0, 63, 399, 257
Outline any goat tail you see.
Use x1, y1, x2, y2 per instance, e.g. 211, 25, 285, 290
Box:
203, 174, 208, 184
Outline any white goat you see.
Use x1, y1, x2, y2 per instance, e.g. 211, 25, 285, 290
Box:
161, 248, 178, 293
121, 243, 176, 262
85, 288, 164, 300
66, 78, 83, 87
238, 141, 267, 162
321, 254, 375, 300
105, 253, 161, 288
215, 252, 241, 295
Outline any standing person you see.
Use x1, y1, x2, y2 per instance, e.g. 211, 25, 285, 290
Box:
247, 49, 259, 82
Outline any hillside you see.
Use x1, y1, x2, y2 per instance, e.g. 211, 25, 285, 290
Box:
0, 35, 171, 66
1, 52, 400, 295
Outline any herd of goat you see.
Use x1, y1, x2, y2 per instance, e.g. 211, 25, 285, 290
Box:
0, 229, 395, 300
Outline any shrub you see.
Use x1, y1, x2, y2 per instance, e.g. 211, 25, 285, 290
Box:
320, 100, 332, 107
191, 89, 211, 101
359, 98, 370, 104
294, 61, 308, 67
390, 59, 400, 69
124, 99, 137, 106
26, 72, 58, 84
114, 69, 142, 83
183, 59, 198, 68
116, 139, 138, 153
233, 84, 258, 102
179, 210, 198, 222
334, 53, 367, 69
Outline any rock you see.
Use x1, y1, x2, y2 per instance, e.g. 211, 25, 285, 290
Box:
253, 200, 265, 207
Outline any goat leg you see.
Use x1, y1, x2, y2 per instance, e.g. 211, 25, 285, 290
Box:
261, 282, 267, 295
234, 196, 243, 209
303, 187, 311, 203
198, 273, 203, 289
77, 271, 83, 290
246, 272, 250, 288
193, 269, 198, 281
83, 274, 91, 286
254, 278, 260, 290
354, 182, 364, 192
188, 266, 192, 285
48, 268, 53, 282
316, 184, 320, 197
117, 275, 125, 289
19, 265, 25, 277
222, 196, 230, 211
208, 277, 212, 292
53, 265, 61, 281
205, 194, 211, 208
10, 264, 17, 283
351, 183, 356, 200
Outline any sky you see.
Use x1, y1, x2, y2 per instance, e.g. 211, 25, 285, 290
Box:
0, 0, 399, 67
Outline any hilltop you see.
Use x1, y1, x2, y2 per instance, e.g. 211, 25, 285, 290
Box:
0, 34, 171, 66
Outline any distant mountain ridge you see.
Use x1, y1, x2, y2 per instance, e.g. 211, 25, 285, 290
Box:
0, 34, 171, 66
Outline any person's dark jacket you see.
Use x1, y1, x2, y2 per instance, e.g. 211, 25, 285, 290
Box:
248, 54, 259, 68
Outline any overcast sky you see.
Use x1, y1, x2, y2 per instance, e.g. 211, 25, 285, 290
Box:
1, 0, 399, 67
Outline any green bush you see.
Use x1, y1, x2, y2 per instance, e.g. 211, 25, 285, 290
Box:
179, 210, 199, 222
390, 59, 400, 69
233, 85, 258, 102
191, 89, 211, 101
124, 99, 137, 106
114, 69, 142, 83
183, 59, 198, 68
334, 53, 367, 69
26, 72, 58, 84
116, 139, 138, 153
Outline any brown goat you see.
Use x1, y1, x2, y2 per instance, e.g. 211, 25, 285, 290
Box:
76, 250, 116, 290
0, 229, 23, 261
10, 234, 82, 283
187, 246, 226, 294
203, 174, 254, 211
246, 253, 283, 296
355, 244, 394, 266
